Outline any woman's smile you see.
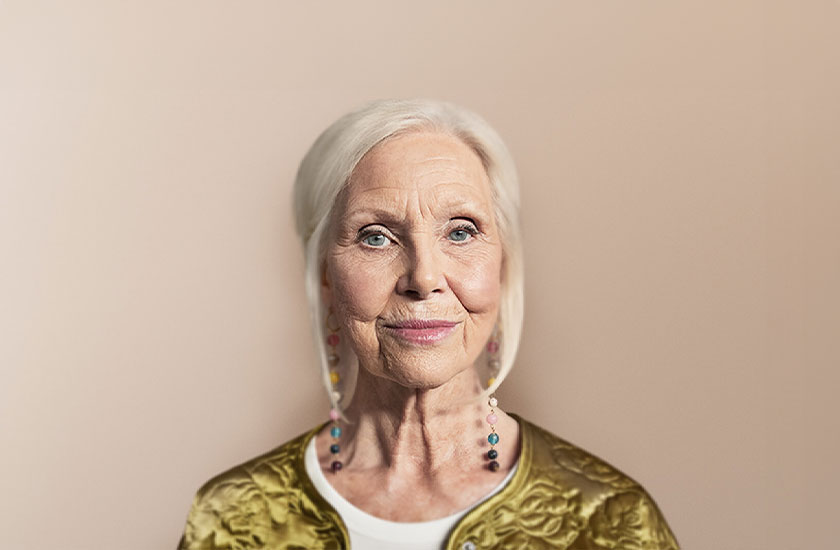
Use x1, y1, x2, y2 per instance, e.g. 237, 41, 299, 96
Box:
380, 319, 461, 345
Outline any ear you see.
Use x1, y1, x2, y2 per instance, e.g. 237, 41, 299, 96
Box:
320, 260, 333, 307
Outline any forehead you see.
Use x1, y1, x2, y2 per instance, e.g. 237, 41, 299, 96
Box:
343, 131, 493, 206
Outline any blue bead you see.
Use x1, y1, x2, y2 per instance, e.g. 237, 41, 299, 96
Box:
330, 444, 340, 454
488, 433, 499, 445
330, 426, 342, 438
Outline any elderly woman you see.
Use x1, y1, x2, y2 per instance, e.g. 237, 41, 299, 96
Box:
177, 99, 679, 550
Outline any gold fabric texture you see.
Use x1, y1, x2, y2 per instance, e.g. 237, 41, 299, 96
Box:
178, 414, 679, 549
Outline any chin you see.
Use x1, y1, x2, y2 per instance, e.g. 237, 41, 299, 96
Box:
381, 358, 473, 390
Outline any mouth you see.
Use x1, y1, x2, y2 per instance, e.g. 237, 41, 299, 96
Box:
381, 319, 460, 345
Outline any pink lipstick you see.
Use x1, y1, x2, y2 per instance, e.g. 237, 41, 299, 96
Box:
382, 319, 459, 345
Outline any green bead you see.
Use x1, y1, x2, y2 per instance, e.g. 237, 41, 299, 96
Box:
488, 433, 499, 445
330, 426, 342, 438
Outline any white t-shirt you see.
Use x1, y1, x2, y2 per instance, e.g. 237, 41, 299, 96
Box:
304, 436, 518, 550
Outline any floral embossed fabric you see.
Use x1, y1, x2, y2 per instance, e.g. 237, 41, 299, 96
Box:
580, 491, 678, 550
178, 434, 347, 549
177, 415, 679, 549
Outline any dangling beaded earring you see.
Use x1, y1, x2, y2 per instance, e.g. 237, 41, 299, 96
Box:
486, 395, 500, 471
326, 308, 343, 473
485, 328, 501, 472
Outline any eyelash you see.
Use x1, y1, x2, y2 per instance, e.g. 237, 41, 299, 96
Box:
449, 222, 479, 241
357, 220, 479, 247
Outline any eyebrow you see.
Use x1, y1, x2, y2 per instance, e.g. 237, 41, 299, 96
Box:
347, 199, 489, 218
343, 207, 407, 227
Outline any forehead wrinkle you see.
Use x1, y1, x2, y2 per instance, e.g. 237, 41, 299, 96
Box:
412, 156, 462, 172
429, 180, 494, 218
342, 195, 409, 225
416, 153, 458, 162
341, 132, 494, 227
341, 178, 493, 229
346, 180, 409, 203
409, 160, 470, 182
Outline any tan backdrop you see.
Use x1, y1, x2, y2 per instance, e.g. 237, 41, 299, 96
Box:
1, 2, 838, 549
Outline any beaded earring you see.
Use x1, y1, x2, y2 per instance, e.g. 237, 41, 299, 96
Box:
325, 308, 343, 473
485, 328, 501, 471
486, 395, 500, 471
486, 327, 501, 387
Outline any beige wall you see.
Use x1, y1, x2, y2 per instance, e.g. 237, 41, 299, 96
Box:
2, 2, 838, 549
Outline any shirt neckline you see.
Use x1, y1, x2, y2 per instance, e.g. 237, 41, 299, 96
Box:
303, 422, 520, 542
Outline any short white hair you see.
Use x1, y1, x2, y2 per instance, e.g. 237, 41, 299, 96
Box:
293, 98, 524, 409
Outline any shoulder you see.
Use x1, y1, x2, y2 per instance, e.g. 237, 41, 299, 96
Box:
177, 424, 346, 550
522, 415, 641, 492
450, 414, 680, 549
519, 415, 680, 549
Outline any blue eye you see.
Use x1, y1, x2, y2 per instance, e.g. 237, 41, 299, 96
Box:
362, 233, 390, 247
449, 229, 470, 242
448, 223, 477, 242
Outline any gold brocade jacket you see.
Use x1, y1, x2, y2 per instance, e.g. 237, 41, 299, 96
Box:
178, 414, 679, 549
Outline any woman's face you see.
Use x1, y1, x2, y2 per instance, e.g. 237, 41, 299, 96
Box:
324, 131, 503, 389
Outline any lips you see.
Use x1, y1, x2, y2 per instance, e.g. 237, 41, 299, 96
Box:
382, 319, 460, 344
386, 319, 459, 329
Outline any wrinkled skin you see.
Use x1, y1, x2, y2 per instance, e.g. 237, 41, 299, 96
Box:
324, 131, 502, 388
318, 131, 520, 521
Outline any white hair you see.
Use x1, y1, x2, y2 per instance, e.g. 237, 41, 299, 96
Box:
293, 98, 524, 409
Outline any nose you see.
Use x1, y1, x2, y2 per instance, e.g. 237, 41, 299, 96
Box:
396, 237, 445, 299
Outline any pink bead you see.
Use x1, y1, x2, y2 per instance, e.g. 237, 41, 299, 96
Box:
486, 413, 498, 425
327, 333, 340, 346
329, 408, 340, 421
486, 341, 499, 354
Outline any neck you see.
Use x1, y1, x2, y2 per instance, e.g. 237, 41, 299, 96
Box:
339, 366, 491, 477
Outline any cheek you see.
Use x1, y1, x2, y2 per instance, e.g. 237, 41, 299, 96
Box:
328, 252, 396, 321
450, 248, 503, 314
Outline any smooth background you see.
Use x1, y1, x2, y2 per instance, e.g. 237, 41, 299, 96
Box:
1, 2, 838, 549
